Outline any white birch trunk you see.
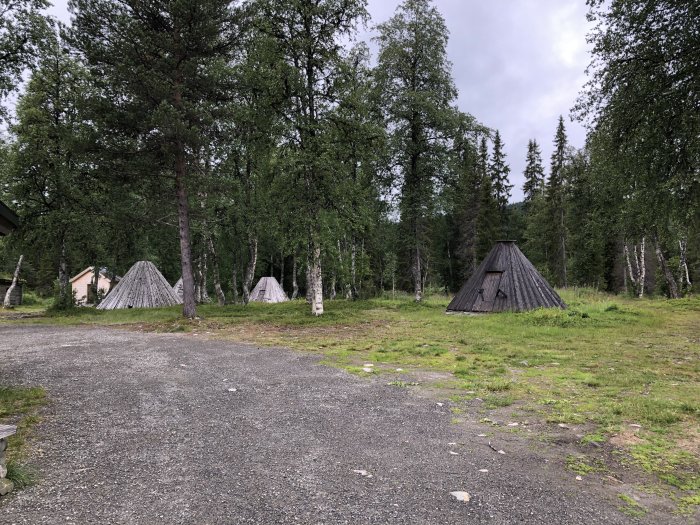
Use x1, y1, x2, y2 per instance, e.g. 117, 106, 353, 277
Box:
310, 242, 323, 316
3, 255, 23, 308
679, 238, 691, 293
637, 237, 646, 298
624, 243, 637, 287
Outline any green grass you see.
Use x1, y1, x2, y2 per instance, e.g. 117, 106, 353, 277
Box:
3, 288, 699, 509
0, 386, 47, 488
618, 494, 647, 518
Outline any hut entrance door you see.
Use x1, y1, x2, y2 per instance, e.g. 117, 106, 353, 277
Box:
473, 271, 502, 312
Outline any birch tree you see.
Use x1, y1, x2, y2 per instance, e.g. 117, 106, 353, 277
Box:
577, 0, 700, 297
375, 0, 457, 301
260, 0, 368, 315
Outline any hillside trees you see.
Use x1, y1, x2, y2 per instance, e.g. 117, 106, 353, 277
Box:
70, 0, 242, 318
375, 0, 458, 301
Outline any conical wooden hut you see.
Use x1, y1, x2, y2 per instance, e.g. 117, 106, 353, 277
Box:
447, 241, 565, 313
172, 277, 183, 301
97, 261, 182, 310
249, 276, 288, 303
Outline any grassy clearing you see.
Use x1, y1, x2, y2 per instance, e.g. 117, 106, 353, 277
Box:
0, 386, 46, 488
2, 288, 699, 509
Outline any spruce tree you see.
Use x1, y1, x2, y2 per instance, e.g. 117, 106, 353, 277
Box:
475, 136, 498, 261
522, 139, 545, 203
545, 115, 569, 286
488, 130, 512, 237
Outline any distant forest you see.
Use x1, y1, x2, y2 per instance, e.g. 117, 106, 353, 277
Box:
0, 0, 697, 317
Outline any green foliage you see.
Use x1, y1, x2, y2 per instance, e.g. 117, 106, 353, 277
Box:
375, 0, 462, 299
0, 0, 51, 118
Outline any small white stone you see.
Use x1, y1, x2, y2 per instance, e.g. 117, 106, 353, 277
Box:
507, 422, 519, 427
477, 434, 487, 437
478, 469, 489, 473
558, 423, 570, 429
576, 475, 582, 481
447, 442, 457, 446
629, 424, 642, 429
353, 469, 371, 477
450, 491, 471, 503
362, 367, 373, 373
363, 363, 374, 367
436, 402, 444, 407
396, 368, 403, 372
227, 388, 237, 392
179, 364, 187, 367
449, 451, 459, 455
497, 450, 505, 455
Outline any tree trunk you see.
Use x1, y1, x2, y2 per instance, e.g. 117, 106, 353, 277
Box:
624, 243, 637, 289
58, 235, 70, 307
350, 240, 358, 300
280, 252, 285, 294
655, 238, 680, 299
231, 251, 239, 304
174, 83, 196, 318
242, 236, 257, 305
91, 264, 101, 305
310, 240, 324, 315
208, 236, 225, 306
3, 255, 23, 308
560, 207, 567, 288
291, 255, 299, 300
679, 238, 691, 293
413, 246, 423, 302
637, 237, 646, 298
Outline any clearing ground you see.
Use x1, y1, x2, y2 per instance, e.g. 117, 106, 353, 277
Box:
0, 324, 693, 524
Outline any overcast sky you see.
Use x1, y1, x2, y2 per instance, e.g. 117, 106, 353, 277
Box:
47, 0, 591, 202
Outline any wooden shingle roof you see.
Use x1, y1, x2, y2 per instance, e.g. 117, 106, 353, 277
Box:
96, 261, 182, 310
447, 241, 565, 313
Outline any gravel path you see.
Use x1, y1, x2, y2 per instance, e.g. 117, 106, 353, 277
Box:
0, 325, 656, 524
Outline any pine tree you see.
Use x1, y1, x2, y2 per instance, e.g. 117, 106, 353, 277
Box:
488, 130, 512, 237
522, 139, 545, 203
375, 0, 458, 301
70, 0, 241, 318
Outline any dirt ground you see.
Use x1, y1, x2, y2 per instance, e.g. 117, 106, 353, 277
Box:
0, 325, 687, 524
